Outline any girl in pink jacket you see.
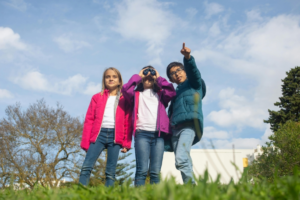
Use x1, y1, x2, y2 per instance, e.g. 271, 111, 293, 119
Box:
79, 67, 132, 187
122, 66, 176, 186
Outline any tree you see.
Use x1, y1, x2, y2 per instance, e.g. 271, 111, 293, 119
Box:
0, 99, 83, 189
264, 66, 300, 132
248, 121, 300, 182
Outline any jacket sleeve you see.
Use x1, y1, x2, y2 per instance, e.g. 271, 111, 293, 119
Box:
156, 76, 176, 107
122, 101, 133, 149
80, 95, 97, 151
121, 74, 142, 104
184, 55, 202, 90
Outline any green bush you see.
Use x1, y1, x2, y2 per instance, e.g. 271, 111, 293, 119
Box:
249, 121, 300, 182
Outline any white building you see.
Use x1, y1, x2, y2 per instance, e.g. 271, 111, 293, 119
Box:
161, 145, 263, 184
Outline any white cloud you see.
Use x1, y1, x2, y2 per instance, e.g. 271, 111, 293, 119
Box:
113, 0, 180, 65
93, 0, 110, 9
199, 125, 273, 149
13, 71, 49, 91
208, 22, 221, 37
83, 82, 101, 95
186, 8, 198, 19
11, 70, 94, 95
4, 0, 28, 12
0, 89, 13, 98
246, 9, 263, 21
203, 126, 230, 139
210, 138, 262, 149
54, 35, 90, 53
207, 88, 266, 129
195, 14, 300, 130
204, 1, 224, 19
0, 27, 26, 50
56, 74, 87, 95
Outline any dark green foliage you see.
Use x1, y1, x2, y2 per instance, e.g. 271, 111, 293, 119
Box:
264, 66, 300, 132
248, 121, 300, 182
1, 169, 300, 200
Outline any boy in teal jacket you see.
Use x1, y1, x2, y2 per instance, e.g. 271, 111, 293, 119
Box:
166, 43, 206, 184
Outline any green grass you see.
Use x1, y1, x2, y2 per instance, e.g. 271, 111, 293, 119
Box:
1, 170, 300, 200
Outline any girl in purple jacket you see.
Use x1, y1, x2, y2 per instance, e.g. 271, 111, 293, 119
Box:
121, 66, 176, 186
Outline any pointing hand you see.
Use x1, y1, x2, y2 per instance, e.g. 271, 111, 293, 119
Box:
180, 42, 191, 60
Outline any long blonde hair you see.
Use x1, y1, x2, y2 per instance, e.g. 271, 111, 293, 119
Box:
101, 67, 123, 94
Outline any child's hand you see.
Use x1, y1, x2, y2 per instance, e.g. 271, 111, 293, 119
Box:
153, 69, 160, 80
139, 69, 145, 78
180, 42, 191, 60
121, 148, 128, 153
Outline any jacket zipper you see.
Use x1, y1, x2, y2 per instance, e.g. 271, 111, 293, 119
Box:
95, 92, 109, 142
114, 92, 121, 144
114, 107, 117, 143
133, 92, 137, 136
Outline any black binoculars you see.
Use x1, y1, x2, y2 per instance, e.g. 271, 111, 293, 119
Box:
143, 68, 156, 76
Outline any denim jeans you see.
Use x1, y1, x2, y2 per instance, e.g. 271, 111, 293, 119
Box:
79, 128, 121, 187
171, 125, 195, 184
134, 130, 164, 186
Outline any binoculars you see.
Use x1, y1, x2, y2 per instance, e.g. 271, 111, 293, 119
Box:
143, 68, 156, 76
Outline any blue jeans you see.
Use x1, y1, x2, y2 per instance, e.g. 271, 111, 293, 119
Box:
172, 125, 195, 184
134, 130, 164, 186
79, 128, 121, 187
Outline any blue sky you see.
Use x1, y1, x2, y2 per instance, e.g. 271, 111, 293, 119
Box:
1, 0, 300, 149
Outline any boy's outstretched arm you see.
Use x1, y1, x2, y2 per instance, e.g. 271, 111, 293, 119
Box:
181, 43, 202, 90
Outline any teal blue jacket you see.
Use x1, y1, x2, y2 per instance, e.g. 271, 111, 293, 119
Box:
165, 55, 206, 152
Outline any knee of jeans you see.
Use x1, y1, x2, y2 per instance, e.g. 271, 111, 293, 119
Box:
175, 157, 190, 169
105, 170, 116, 178
136, 169, 148, 178
81, 165, 93, 173
150, 171, 160, 178
106, 174, 115, 181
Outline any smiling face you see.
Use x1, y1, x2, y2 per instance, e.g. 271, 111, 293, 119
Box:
104, 69, 120, 91
169, 66, 187, 85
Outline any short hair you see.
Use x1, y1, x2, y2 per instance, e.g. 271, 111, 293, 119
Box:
166, 62, 185, 80
135, 65, 161, 93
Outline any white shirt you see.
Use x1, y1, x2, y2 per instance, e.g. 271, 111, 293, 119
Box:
136, 89, 159, 131
102, 96, 116, 128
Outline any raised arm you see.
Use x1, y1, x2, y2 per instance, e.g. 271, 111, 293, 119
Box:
181, 43, 202, 90
80, 94, 98, 151
121, 74, 142, 104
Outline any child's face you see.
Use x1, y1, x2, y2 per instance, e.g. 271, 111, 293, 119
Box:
143, 68, 156, 89
104, 69, 120, 91
169, 66, 187, 85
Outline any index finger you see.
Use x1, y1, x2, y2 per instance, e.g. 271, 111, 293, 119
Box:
183, 42, 185, 49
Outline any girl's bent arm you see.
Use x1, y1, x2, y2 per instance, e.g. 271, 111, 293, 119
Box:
121, 74, 142, 104
156, 76, 176, 107
80, 95, 97, 151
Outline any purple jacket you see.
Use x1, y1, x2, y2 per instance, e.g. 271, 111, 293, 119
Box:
121, 74, 176, 136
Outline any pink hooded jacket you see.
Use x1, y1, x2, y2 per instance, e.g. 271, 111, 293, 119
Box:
80, 90, 133, 151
